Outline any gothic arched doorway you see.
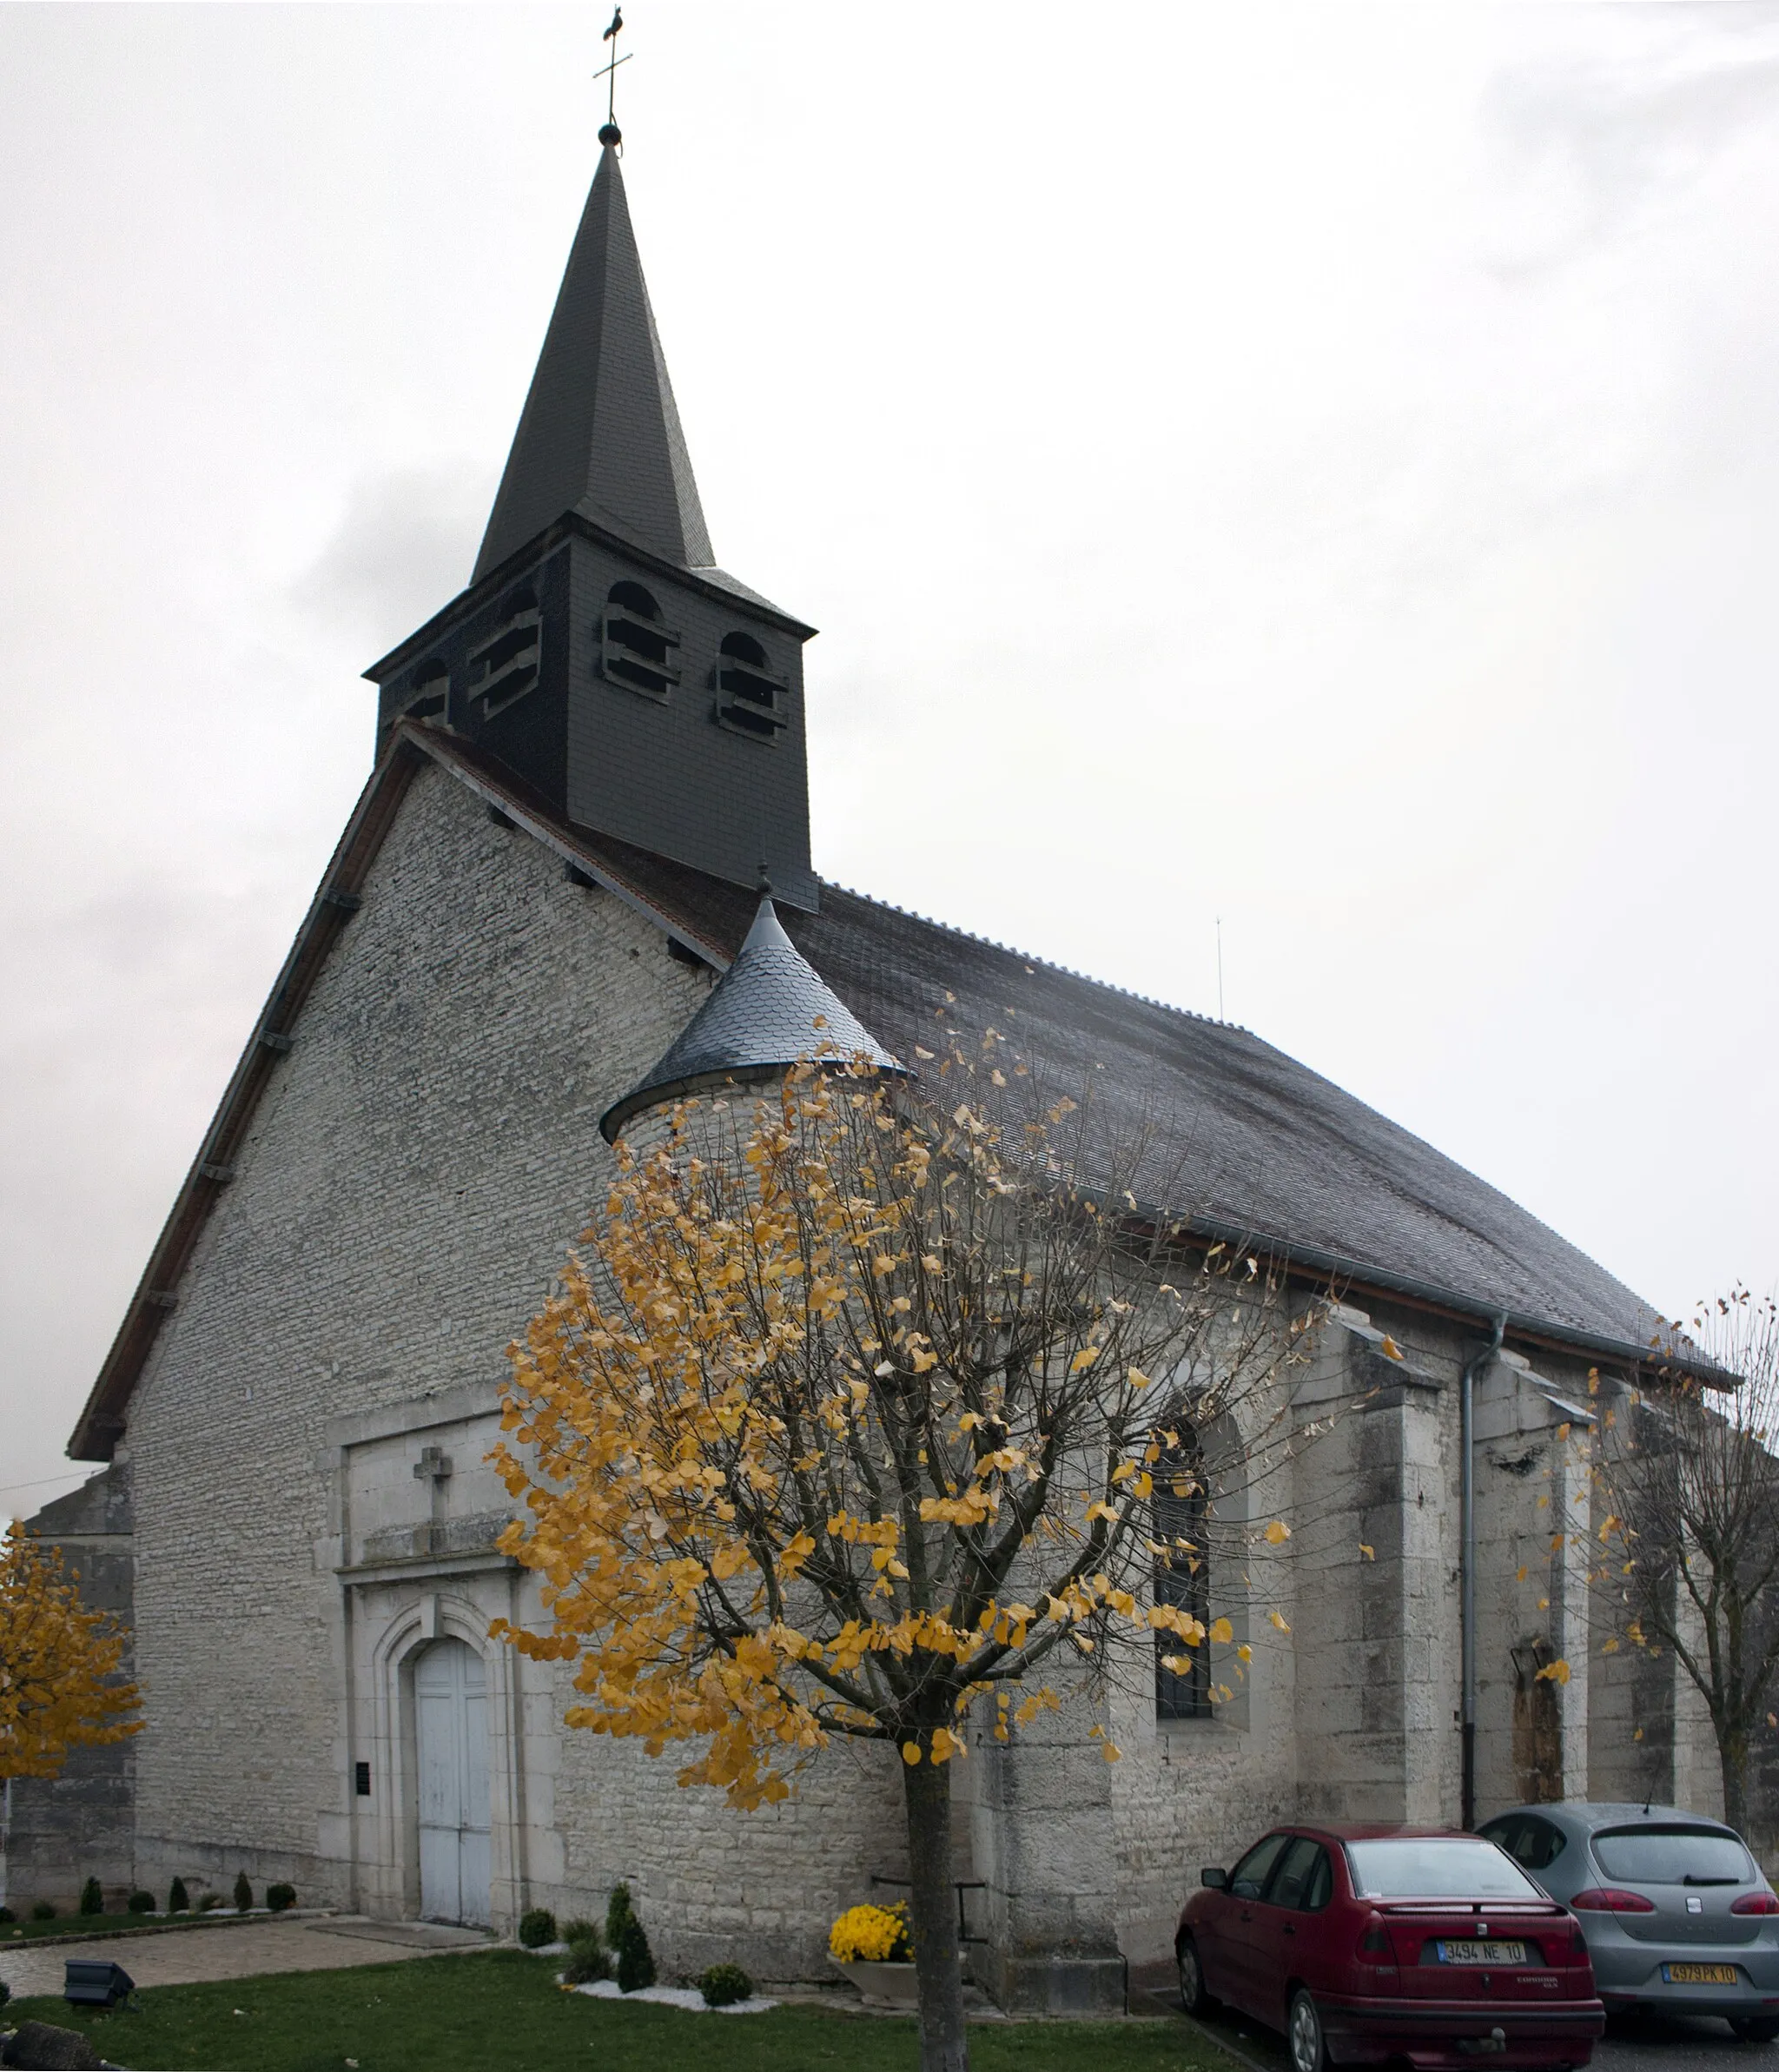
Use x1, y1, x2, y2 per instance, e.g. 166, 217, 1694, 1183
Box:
414, 1638, 490, 1925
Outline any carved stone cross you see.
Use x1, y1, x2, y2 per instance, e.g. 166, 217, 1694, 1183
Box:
413, 1445, 453, 1535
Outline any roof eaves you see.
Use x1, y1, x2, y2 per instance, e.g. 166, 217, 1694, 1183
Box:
1156, 1205, 1729, 1386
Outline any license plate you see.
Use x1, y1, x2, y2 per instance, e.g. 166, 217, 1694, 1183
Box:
1663, 1963, 1740, 1986
1438, 1941, 1529, 1965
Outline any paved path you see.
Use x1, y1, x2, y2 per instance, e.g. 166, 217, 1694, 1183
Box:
1129, 1962, 1779, 2072
0, 1915, 488, 2002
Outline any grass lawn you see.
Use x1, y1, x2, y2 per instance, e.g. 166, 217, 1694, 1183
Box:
2, 1950, 1228, 2072
2, 1912, 237, 1943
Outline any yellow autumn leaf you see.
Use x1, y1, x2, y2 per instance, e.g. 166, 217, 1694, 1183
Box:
1534, 1658, 1571, 1685
1070, 1346, 1101, 1373
1379, 1334, 1403, 1360
1263, 1520, 1290, 1546
1359, 1543, 1375, 1561
1268, 1610, 1291, 1633
902, 1741, 923, 1765
1210, 1618, 1233, 1645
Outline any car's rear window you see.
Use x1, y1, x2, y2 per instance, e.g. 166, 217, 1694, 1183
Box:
1592, 1827, 1751, 1886
1346, 1839, 1543, 1900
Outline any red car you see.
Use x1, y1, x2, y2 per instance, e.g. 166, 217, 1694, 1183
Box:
1175, 1824, 1606, 2072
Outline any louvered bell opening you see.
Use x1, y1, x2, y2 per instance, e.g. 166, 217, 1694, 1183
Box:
713, 631, 788, 741
469, 590, 542, 717
601, 580, 680, 702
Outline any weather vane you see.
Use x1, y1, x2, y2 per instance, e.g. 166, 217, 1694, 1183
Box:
594, 8, 630, 145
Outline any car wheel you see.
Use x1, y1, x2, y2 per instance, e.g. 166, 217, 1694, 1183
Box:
1730, 2018, 1779, 2043
1289, 1986, 1329, 2072
1177, 1933, 1214, 2016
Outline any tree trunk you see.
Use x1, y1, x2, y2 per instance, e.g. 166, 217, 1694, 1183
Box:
903, 1751, 968, 2072
1718, 1716, 1749, 1836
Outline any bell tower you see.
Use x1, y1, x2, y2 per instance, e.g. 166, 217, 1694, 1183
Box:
363, 126, 818, 910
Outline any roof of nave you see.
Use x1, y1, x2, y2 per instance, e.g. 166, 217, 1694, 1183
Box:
67, 723, 1699, 1460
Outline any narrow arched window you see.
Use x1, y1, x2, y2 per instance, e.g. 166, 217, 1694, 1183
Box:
1154, 1429, 1213, 1720
713, 630, 789, 741
468, 586, 540, 717
600, 581, 680, 702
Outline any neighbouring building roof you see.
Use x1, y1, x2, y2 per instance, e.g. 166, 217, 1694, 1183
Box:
600, 896, 903, 1141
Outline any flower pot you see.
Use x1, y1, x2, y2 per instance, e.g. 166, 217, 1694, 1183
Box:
830, 1956, 920, 2008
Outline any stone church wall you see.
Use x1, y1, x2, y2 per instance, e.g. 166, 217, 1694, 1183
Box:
113, 761, 905, 1968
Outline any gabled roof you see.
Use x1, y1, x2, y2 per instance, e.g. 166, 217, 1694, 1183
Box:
68, 724, 1696, 1460
473, 140, 713, 581
600, 896, 903, 1141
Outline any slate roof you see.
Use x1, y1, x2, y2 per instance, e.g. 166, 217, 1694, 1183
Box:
474, 140, 714, 581
600, 897, 903, 1141
779, 890, 1673, 1364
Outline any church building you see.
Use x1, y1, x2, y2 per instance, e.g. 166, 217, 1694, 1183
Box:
4, 120, 1726, 2009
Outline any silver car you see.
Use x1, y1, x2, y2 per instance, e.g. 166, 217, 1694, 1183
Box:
1479, 1802, 1779, 2038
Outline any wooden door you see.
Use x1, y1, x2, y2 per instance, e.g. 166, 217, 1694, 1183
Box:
415, 1639, 490, 1925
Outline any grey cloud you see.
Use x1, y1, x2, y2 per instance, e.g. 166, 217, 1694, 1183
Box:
292, 461, 492, 656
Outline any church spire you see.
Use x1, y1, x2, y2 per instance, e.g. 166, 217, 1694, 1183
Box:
473, 137, 714, 582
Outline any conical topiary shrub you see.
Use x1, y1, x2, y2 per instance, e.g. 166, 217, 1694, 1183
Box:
615, 1911, 655, 1993
233, 1871, 253, 1913
79, 1877, 103, 1916
169, 1876, 189, 1914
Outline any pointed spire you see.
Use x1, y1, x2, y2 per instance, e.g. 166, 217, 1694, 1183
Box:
600, 897, 904, 1142
473, 140, 713, 583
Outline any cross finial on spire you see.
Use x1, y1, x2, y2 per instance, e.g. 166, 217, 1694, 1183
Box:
595, 7, 630, 146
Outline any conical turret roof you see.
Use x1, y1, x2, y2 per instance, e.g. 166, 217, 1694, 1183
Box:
474, 140, 713, 581
600, 898, 903, 1141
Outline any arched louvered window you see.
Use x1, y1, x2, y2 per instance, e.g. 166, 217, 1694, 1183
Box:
468, 586, 540, 717
713, 630, 789, 741
601, 580, 680, 702
396, 659, 449, 727
1154, 1427, 1213, 1721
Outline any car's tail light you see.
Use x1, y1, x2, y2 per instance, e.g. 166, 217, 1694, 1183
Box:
1539, 1925, 1585, 1963
1571, 1888, 1657, 1914
1358, 1918, 1393, 1963
1731, 1892, 1779, 1915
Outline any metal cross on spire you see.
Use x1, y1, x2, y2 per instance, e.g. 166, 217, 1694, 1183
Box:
594, 7, 631, 145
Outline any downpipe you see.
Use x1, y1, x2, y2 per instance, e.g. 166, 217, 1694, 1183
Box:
1461, 1312, 1507, 1830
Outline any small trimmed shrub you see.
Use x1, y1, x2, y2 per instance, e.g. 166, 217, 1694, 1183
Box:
605, 1883, 634, 1950
79, 1877, 103, 1916
266, 1883, 296, 1913
233, 1871, 253, 1913
0, 1905, 14, 1923
699, 1962, 753, 2008
168, 1877, 189, 1914
32, 1902, 56, 1922
561, 1924, 610, 1985
0, 1976, 10, 2009
615, 1912, 655, 1994
126, 1890, 155, 1914
197, 1892, 224, 1912
518, 1906, 556, 1949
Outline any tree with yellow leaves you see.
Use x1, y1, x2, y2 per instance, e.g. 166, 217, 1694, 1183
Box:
0, 1522, 141, 1784
494, 1040, 1317, 2072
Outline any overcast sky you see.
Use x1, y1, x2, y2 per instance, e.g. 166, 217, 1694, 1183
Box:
3, 3, 1776, 1520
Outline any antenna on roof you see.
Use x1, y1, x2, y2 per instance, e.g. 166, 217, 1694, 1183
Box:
594, 6, 631, 146
1216, 917, 1225, 1022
